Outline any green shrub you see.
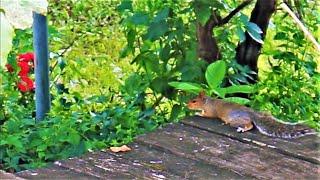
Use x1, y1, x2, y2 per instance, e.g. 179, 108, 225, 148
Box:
0, 0, 157, 171
0, 69, 159, 171
169, 60, 255, 105
252, 60, 320, 131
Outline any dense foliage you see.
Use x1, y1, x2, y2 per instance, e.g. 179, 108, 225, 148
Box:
117, 0, 319, 127
0, 0, 161, 171
252, 1, 320, 129
0, 0, 319, 172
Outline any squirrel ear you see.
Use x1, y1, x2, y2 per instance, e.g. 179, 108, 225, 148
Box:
199, 90, 206, 98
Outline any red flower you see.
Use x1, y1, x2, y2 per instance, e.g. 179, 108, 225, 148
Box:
17, 76, 34, 92
5, 64, 14, 73
18, 52, 34, 62
18, 61, 30, 76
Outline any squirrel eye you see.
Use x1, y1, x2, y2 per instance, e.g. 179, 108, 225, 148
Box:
192, 100, 196, 103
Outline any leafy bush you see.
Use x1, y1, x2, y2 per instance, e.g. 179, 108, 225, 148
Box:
48, 0, 134, 96
169, 60, 254, 105
1, 0, 319, 173
252, 3, 320, 131
252, 59, 320, 131
0, 0, 158, 172
0, 67, 161, 171
116, 0, 257, 120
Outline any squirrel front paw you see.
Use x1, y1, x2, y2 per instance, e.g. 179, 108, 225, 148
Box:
237, 127, 246, 133
236, 123, 254, 133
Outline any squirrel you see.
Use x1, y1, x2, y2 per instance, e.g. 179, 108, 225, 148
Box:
187, 91, 316, 139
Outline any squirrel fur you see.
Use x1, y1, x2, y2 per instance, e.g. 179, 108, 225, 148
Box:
187, 91, 316, 139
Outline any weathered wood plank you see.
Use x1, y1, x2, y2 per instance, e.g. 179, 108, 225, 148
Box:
16, 165, 97, 180
182, 116, 320, 164
136, 123, 320, 179
108, 142, 250, 179
55, 150, 180, 179
15, 142, 251, 180
1, 170, 24, 180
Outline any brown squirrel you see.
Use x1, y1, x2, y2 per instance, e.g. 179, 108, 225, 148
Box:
187, 91, 316, 139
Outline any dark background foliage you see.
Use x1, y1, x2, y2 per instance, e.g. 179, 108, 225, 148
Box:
0, 0, 319, 172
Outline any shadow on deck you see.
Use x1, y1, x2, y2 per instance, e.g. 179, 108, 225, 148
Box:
12, 116, 320, 179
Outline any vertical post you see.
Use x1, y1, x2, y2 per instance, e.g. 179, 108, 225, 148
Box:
33, 12, 50, 121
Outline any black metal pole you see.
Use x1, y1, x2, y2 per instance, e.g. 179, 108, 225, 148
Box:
33, 12, 50, 121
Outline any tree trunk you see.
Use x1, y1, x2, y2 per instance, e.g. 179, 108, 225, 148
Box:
196, 15, 221, 63
236, 0, 276, 81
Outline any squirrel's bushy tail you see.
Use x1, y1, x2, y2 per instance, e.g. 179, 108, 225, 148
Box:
251, 113, 316, 139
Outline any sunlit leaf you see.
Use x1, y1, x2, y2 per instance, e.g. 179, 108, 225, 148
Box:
223, 85, 255, 94
5, 135, 24, 150
168, 81, 202, 94
0, 13, 14, 67
246, 22, 264, 44
205, 60, 226, 89
224, 97, 250, 105
210, 87, 225, 98
247, 22, 263, 33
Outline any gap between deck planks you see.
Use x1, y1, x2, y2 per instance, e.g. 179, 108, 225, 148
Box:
182, 116, 320, 164
136, 120, 319, 179
15, 116, 320, 179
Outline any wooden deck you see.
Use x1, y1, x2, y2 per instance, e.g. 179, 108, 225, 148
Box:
12, 116, 320, 179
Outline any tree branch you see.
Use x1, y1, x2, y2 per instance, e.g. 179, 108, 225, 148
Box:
217, 0, 253, 26
280, 3, 320, 52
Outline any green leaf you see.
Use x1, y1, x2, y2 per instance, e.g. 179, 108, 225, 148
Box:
117, 0, 133, 12
58, 58, 66, 70
0, 13, 14, 68
68, 130, 81, 145
120, 45, 131, 58
168, 81, 202, 94
205, 60, 226, 89
246, 22, 264, 44
170, 104, 182, 120
247, 22, 263, 33
132, 52, 160, 74
194, 3, 211, 26
236, 27, 245, 43
185, 43, 197, 62
6, 120, 19, 133
160, 44, 171, 62
209, 1, 225, 9
130, 12, 149, 25
274, 32, 286, 40
150, 77, 169, 93
123, 73, 147, 95
154, 7, 170, 23
180, 65, 203, 81
143, 53, 160, 74
144, 20, 169, 41
239, 14, 249, 24
126, 29, 136, 53
223, 85, 254, 94
210, 87, 225, 98
247, 29, 263, 44
224, 97, 250, 105
5, 135, 24, 150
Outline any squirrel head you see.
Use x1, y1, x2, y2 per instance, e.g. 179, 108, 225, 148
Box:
187, 91, 207, 110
